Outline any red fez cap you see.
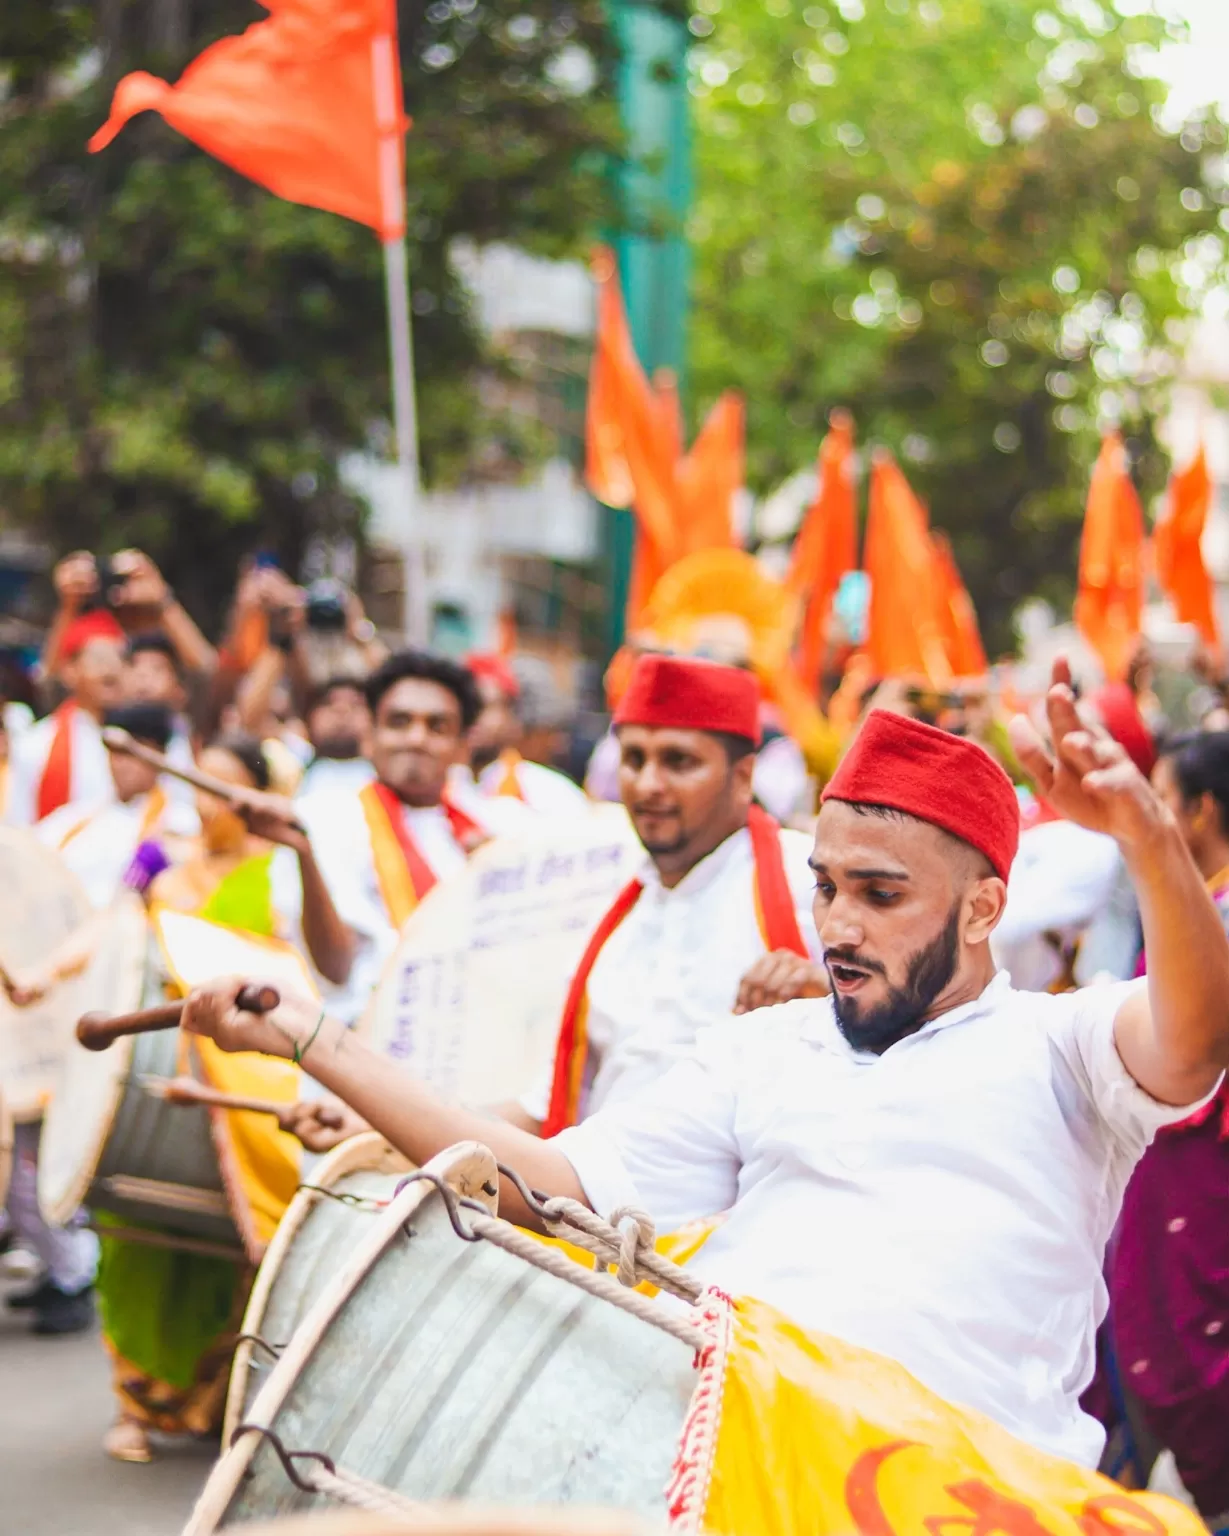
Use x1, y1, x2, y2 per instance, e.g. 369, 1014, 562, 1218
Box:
465, 652, 520, 701
61, 610, 125, 660
822, 709, 1019, 880
614, 655, 762, 745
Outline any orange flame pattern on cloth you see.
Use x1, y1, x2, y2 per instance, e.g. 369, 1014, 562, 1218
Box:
89, 0, 408, 239
671, 1293, 1205, 1536
1154, 444, 1219, 657
1075, 433, 1146, 682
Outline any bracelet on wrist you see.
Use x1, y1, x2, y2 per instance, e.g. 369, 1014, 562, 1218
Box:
293, 1008, 327, 1066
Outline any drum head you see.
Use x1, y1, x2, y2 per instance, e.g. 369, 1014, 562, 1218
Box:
362, 806, 640, 1102
37, 893, 148, 1226
0, 827, 93, 1118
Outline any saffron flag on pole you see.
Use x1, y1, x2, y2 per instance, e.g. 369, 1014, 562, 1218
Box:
1075, 433, 1146, 683
676, 392, 744, 556
864, 453, 952, 686
787, 411, 858, 690
931, 532, 988, 678
88, 0, 408, 239
1154, 445, 1219, 656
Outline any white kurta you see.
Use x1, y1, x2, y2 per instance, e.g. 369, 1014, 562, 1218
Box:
295, 756, 376, 800
272, 785, 525, 1024
519, 824, 819, 1122
555, 973, 1211, 1467
476, 757, 589, 817
36, 793, 200, 911
994, 821, 1130, 990
7, 709, 113, 827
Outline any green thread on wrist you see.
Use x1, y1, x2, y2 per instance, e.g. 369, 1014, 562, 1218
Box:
293, 1008, 327, 1066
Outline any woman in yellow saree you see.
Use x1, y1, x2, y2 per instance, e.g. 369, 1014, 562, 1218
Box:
100, 735, 297, 1464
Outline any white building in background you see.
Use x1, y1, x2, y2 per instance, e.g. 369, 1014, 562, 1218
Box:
348, 242, 601, 654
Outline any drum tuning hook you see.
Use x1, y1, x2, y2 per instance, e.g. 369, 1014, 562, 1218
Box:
232, 1332, 285, 1363
229, 1422, 336, 1493
393, 1169, 485, 1243
495, 1161, 553, 1218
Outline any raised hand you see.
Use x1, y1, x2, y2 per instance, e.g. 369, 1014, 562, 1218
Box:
1007, 657, 1166, 852
278, 1097, 369, 1153
229, 787, 309, 854
734, 949, 830, 1015
181, 975, 322, 1061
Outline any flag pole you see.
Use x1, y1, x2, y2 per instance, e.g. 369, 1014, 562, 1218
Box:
373, 25, 428, 646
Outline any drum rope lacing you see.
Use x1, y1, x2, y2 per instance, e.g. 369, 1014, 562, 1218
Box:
395, 1168, 710, 1354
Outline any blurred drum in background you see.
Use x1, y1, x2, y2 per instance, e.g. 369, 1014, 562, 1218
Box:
0, 826, 92, 1120
361, 806, 640, 1102
39, 901, 313, 1261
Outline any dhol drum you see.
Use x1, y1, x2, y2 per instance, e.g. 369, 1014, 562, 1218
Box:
361, 806, 640, 1103
0, 826, 92, 1120
186, 1141, 710, 1534
39, 901, 313, 1259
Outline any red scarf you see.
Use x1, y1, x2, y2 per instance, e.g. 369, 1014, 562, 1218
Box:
358, 780, 487, 930
36, 701, 77, 821
541, 805, 808, 1136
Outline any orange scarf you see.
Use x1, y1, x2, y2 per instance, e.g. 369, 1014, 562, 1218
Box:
542, 804, 808, 1136
493, 747, 525, 800
358, 780, 487, 930
36, 700, 77, 821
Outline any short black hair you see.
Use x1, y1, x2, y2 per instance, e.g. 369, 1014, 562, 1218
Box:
103, 703, 173, 753
127, 632, 181, 676
711, 729, 758, 764
306, 674, 369, 718
365, 649, 482, 731
1159, 731, 1229, 832
209, 732, 271, 792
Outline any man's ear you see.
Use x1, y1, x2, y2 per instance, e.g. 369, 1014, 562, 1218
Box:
731, 748, 757, 804
966, 876, 1008, 944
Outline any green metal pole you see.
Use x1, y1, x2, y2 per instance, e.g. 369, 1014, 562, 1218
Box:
604, 0, 691, 656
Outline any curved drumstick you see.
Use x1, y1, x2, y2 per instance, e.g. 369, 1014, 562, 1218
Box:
76, 983, 280, 1052
101, 728, 304, 833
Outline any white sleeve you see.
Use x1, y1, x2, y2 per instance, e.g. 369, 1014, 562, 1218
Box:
1047, 980, 1224, 1154
5, 729, 40, 827
551, 1026, 742, 1229
996, 830, 1122, 948
294, 792, 389, 942
518, 1058, 553, 1125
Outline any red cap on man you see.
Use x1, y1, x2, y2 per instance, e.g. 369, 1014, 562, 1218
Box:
61, 611, 125, 661
465, 652, 520, 701
822, 709, 1020, 881
614, 654, 762, 744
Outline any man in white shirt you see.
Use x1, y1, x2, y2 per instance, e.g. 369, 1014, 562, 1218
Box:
463, 652, 589, 817
294, 676, 376, 801
258, 651, 526, 1024
182, 658, 1229, 1468
7, 611, 126, 826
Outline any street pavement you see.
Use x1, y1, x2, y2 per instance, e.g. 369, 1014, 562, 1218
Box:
0, 1272, 213, 1536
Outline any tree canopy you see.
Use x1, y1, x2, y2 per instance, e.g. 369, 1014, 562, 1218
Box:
0, 0, 617, 619
687, 0, 1228, 650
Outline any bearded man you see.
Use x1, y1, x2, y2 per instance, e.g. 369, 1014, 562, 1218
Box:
181, 660, 1229, 1467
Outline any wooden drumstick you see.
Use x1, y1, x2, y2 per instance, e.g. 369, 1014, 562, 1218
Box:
76, 983, 281, 1052
101, 727, 305, 833
142, 1075, 289, 1119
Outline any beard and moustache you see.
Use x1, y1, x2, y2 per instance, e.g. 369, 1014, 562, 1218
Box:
825, 903, 962, 1055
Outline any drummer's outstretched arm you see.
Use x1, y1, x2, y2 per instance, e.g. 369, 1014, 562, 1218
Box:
181, 979, 588, 1229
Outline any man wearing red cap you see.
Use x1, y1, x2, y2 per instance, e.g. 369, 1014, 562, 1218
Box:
7, 611, 126, 825
182, 660, 1229, 1467
459, 652, 587, 818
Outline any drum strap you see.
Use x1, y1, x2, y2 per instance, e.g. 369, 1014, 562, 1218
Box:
541, 805, 807, 1136
359, 781, 488, 930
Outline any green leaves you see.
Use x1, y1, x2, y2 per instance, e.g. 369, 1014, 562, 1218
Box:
689, 0, 1226, 649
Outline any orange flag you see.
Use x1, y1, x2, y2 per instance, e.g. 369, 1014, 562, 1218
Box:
654, 369, 685, 466
1075, 433, 1146, 682
88, 0, 408, 239
931, 532, 987, 678
864, 453, 952, 686
1155, 445, 1219, 654
787, 412, 858, 690
676, 393, 744, 556
584, 250, 681, 630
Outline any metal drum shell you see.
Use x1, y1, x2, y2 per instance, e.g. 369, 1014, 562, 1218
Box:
224, 1133, 412, 1443
186, 1144, 698, 1534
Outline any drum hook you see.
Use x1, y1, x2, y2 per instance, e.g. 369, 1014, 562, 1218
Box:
232, 1332, 285, 1363
393, 1170, 483, 1243
230, 1422, 336, 1492
496, 1161, 554, 1220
